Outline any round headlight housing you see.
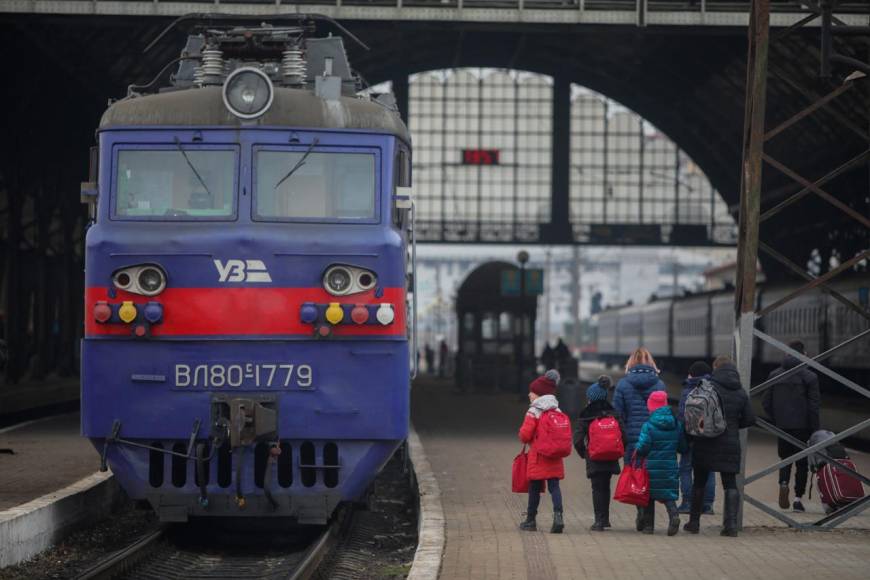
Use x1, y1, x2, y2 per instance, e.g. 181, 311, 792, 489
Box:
222, 67, 274, 120
137, 267, 166, 296
324, 266, 353, 296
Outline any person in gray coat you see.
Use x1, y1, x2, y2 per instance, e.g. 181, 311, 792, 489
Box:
762, 340, 820, 513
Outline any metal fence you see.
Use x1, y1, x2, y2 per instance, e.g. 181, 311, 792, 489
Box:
735, 0, 869, 529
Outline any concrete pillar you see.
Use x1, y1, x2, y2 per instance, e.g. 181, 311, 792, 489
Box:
549, 77, 571, 243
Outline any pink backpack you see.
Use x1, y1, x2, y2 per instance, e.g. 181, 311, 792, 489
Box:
535, 410, 573, 459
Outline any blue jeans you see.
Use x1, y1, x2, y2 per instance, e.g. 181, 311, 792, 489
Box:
528, 479, 563, 514
679, 449, 715, 508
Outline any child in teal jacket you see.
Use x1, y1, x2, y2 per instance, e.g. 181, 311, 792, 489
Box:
635, 391, 688, 536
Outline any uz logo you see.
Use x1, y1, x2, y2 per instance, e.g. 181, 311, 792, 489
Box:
214, 259, 273, 283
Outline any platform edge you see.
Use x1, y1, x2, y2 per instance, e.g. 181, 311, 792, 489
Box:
0, 471, 120, 568
406, 425, 445, 580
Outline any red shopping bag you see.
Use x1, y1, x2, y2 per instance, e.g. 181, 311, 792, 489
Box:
614, 454, 650, 506
512, 446, 531, 493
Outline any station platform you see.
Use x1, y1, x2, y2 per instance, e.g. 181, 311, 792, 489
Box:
411, 376, 870, 580
0, 413, 100, 511
0, 375, 80, 421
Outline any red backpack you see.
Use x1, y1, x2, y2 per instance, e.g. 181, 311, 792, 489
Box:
816, 459, 865, 509
588, 416, 624, 461
535, 410, 573, 459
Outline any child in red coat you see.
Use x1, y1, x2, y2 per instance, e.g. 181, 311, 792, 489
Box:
518, 369, 565, 533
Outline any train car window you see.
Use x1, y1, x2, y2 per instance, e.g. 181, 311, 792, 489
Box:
114, 149, 236, 219
255, 150, 376, 220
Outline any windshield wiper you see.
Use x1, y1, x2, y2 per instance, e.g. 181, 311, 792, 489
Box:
274, 138, 320, 190
173, 137, 213, 197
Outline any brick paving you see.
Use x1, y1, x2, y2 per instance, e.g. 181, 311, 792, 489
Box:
411, 378, 870, 580
0, 413, 100, 511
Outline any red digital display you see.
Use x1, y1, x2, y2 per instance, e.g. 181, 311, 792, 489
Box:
462, 149, 500, 165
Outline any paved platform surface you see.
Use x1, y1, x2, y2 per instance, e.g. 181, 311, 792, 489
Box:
411, 377, 870, 580
0, 413, 100, 511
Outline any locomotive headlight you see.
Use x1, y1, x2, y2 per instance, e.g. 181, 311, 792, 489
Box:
324, 266, 353, 296
137, 267, 166, 296
223, 67, 274, 120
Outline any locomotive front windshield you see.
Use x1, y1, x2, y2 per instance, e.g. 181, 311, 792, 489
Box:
114, 149, 236, 219
255, 150, 376, 220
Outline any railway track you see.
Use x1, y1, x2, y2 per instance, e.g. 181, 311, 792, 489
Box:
75, 509, 348, 580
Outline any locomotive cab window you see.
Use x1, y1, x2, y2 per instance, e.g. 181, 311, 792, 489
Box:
255, 149, 377, 221
113, 149, 237, 219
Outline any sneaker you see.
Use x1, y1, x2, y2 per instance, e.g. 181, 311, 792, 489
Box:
793, 499, 805, 513
778, 483, 790, 509
676, 503, 691, 514
702, 505, 715, 516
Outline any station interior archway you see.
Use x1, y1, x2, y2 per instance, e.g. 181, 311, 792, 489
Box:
0, 14, 868, 383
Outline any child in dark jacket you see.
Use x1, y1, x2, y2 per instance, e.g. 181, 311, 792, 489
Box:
575, 377, 625, 531
635, 391, 688, 536
518, 369, 565, 534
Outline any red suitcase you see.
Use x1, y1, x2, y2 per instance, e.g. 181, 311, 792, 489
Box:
817, 459, 865, 509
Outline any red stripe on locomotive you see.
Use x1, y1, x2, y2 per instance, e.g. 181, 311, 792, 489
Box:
85, 287, 406, 337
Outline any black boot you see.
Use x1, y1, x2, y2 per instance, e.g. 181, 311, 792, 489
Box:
519, 511, 537, 531
602, 497, 612, 529
683, 487, 704, 534
641, 503, 655, 534
665, 500, 680, 536
721, 489, 740, 537
635, 506, 645, 531
590, 487, 605, 531
551, 510, 564, 534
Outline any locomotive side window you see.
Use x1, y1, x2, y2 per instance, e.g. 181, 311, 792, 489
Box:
255, 150, 376, 220
114, 149, 236, 219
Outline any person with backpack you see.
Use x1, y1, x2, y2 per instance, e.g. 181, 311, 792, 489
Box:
613, 347, 666, 531
635, 391, 687, 535
762, 340, 820, 513
677, 361, 716, 514
518, 369, 571, 533
685, 356, 756, 537
574, 377, 625, 531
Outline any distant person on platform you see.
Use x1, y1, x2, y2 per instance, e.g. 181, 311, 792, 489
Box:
438, 339, 449, 378
540, 342, 556, 371
763, 340, 820, 513
685, 356, 755, 537
612, 347, 666, 532
424, 344, 435, 375
554, 338, 571, 367
677, 361, 716, 515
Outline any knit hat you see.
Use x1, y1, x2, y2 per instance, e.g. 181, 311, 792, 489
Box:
688, 361, 712, 378
586, 383, 607, 402
647, 390, 668, 413
530, 369, 560, 396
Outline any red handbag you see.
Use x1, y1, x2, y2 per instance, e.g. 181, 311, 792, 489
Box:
512, 446, 531, 493
614, 453, 650, 506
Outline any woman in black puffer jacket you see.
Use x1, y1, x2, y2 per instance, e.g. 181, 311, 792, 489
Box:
685, 357, 756, 537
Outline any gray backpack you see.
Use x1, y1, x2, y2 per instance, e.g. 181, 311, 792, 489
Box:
684, 379, 727, 438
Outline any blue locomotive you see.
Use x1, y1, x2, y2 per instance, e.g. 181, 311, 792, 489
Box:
80, 20, 415, 523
